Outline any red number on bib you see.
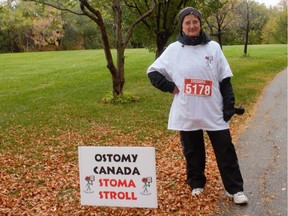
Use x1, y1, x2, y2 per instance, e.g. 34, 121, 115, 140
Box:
184, 79, 212, 96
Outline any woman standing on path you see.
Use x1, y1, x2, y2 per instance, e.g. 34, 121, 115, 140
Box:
147, 7, 248, 205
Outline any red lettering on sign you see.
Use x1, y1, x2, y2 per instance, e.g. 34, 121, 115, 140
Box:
110, 191, 117, 199
99, 178, 136, 188
99, 191, 137, 200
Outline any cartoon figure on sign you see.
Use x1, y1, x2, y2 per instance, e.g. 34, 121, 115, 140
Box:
141, 177, 152, 195
84, 175, 95, 193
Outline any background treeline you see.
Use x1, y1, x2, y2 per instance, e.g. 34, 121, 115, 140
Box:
0, 0, 286, 53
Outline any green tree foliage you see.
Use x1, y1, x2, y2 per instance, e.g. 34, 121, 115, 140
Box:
0, 1, 65, 52
0, 1, 31, 52
234, 0, 268, 54
61, 13, 102, 50
30, 7, 64, 51
262, 2, 287, 44
0, 0, 285, 53
204, 0, 237, 48
125, 0, 224, 57
25, 0, 156, 96
125, 0, 195, 57
204, 0, 276, 47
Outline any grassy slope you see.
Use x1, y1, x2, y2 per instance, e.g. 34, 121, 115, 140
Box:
1, 45, 286, 132
0, 45, 286, 215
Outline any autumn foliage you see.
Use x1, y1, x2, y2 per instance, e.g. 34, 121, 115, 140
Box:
0, 116, 247, 215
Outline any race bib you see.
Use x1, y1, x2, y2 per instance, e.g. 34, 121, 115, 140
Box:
184, 79, 212, 96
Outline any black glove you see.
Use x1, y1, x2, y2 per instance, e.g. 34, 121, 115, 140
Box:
148, 71, 175, 93
235, 107, 245, 115
224, 107, 245, 122
220, 77, 235, 122
223, 108, 235, 122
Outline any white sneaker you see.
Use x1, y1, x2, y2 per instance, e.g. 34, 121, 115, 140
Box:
225, 191, 248, 204
233, 192, 249, 204
192, 188, 204, 196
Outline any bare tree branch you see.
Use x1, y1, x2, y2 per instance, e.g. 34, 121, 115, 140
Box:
26, 0, 84, 16
123, 0, 156, 48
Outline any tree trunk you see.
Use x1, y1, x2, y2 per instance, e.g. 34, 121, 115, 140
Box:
78, 0, 155, 96
29, 0, 155, 97
113, 0, 125, 96
113, 45, 125, 95
155, 31, 170, 58
244, 1, 250, 56
217, 32, 223, 50
244, 15, 249, 56
97, 23, 119, 94
244, 30, 249, 56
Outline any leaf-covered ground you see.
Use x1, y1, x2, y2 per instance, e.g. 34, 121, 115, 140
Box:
0, 117, 246, 215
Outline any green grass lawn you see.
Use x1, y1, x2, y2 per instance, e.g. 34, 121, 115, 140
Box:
0, 44, 286, 215
0, 45, 286, 134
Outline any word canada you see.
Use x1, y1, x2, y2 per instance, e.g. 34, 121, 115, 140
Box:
94, 153, 140, 175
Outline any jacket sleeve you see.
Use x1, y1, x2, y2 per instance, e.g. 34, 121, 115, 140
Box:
220, 77, 235, 122
148, 71, 176, 93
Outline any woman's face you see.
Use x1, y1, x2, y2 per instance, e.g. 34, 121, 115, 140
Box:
182, 14, 201, 37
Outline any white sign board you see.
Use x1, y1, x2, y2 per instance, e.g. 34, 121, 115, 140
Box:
78, 146, 157, 208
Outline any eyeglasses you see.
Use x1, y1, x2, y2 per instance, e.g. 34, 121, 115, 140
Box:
183, 20, 200, 26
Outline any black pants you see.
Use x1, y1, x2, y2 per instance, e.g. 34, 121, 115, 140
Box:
180, 129, 244, 194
